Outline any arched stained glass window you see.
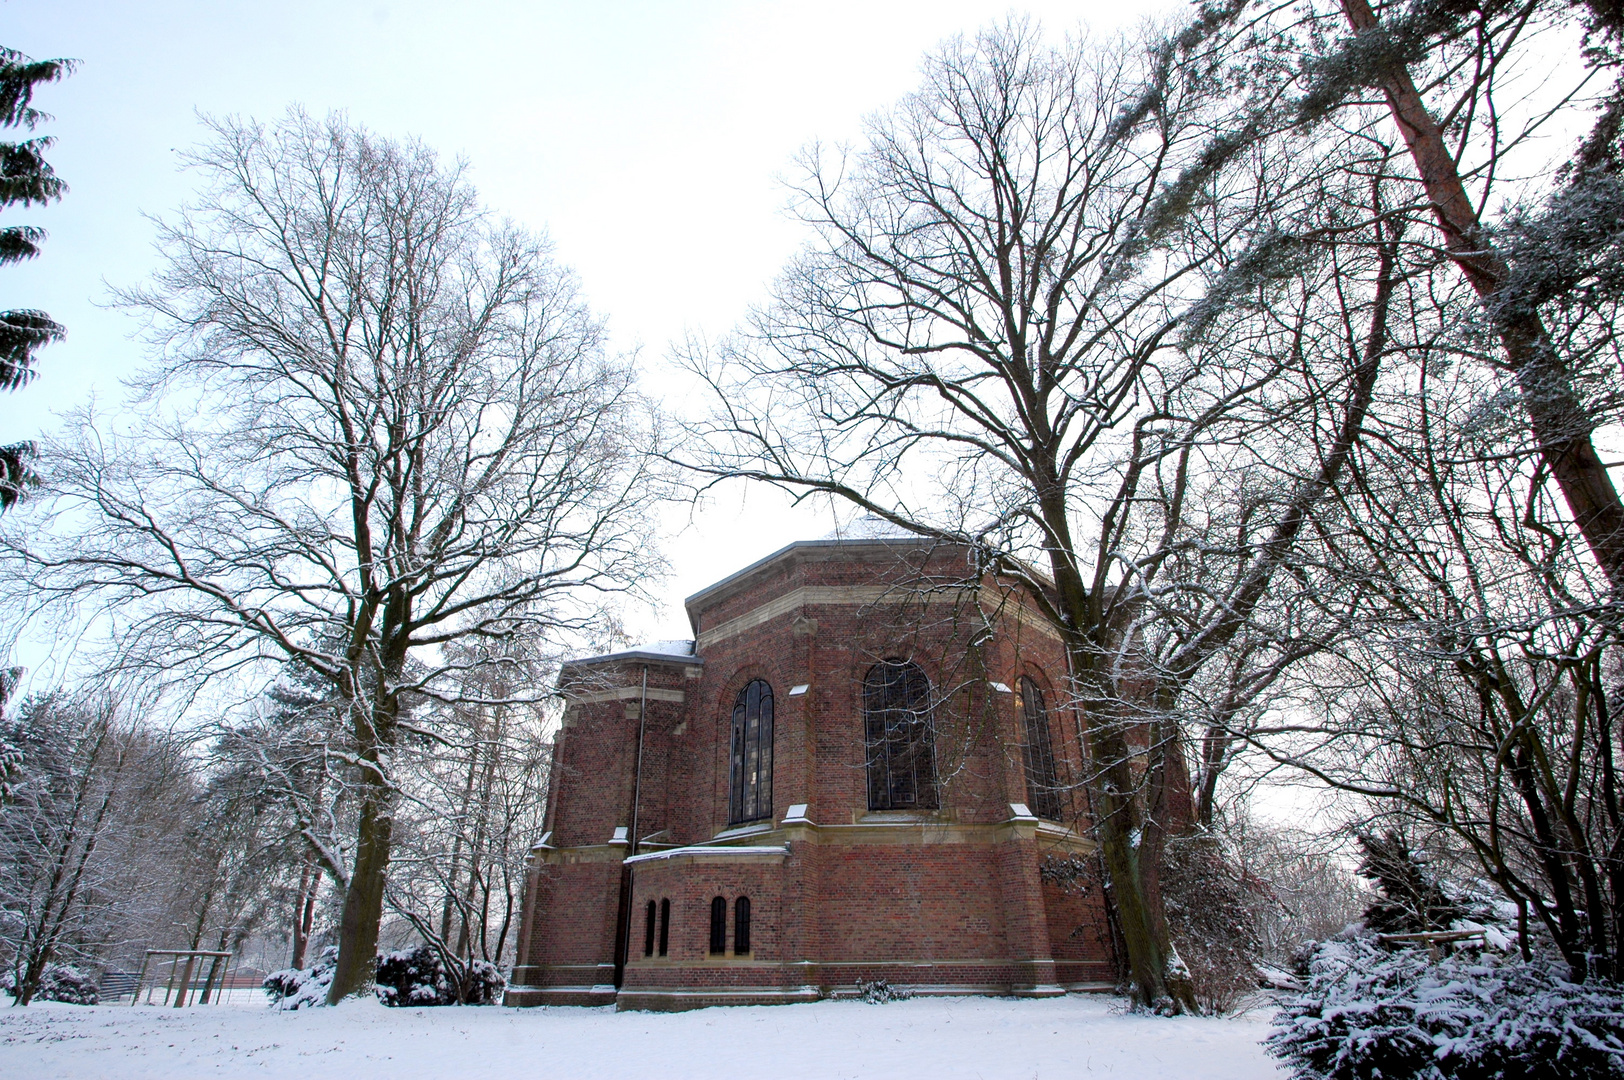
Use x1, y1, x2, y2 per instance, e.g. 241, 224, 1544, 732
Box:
863, 660, 938, 811
1018, 675, 1063, 821
729, 679, 774, 824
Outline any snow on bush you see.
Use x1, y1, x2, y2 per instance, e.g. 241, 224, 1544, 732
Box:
374, 944, 504, 1007
1267, 935, 1624, 1079
855, 978, 912, 1004
1, 963, 99, 1004
263, 945, 337, 1009
38, 963, 99, 1004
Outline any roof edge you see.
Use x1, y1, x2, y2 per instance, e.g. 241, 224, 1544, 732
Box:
561, 646, 701, 669
682, 536, 951, 615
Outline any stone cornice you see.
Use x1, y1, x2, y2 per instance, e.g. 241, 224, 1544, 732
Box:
694, 584, 1062, 650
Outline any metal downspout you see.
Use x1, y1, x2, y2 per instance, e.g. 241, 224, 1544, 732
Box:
614, 664, 651, 992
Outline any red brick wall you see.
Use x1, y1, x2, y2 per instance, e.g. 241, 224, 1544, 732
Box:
512, 538, 1139, 1007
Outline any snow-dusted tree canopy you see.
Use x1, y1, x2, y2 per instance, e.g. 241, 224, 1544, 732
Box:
0, 109, 668, 1003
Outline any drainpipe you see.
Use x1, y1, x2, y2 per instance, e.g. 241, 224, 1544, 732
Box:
630, 664, 649, 857
614, 664, 651, 990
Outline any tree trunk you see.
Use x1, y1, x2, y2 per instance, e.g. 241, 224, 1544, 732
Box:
1077, 696, 1191, 1010
325, 772, 394, 1002
325, 688, 400, 1004
1048, 526, 1195, 1011
1341, 0, 1624, 593
290, 854, 317, 969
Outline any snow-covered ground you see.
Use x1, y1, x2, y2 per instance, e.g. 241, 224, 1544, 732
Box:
0, 994, 1283, 1079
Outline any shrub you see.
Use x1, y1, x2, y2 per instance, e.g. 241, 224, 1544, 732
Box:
1, 963, 99, 1004
855, 978, 912, 1004
1268, 935, 1624, 1080
1162, 833, 1269, 1013
1355, 831, 1471, 935
38, 964, 99, 1004
263, 945, 337, 1009
374, 944, 504, 1007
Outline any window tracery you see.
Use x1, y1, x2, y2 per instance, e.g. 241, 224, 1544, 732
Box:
863, 660, 938, 810
1018, 675, 1063, 821
729, 679, 774, 824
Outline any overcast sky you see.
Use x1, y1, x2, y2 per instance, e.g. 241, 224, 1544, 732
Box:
3, 0, 1178, 645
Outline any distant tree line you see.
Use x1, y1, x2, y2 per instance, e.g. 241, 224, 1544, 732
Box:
0, 670, 551, 1006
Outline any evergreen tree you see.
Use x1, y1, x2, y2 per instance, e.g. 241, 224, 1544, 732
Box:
1356, 831, 1467, 935
0, 47, 73, 509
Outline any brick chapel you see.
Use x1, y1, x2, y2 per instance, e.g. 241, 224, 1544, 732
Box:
505, 525, 1119, 1010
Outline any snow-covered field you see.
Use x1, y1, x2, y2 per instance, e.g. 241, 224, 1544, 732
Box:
0, 994, 1285, 1079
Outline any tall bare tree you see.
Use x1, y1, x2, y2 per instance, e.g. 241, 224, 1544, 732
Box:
2, 111, 668, 1001
678, 21, 1383, 1009
1249, 292, 1624, 978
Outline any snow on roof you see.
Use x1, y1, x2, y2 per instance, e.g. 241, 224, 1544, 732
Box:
563, 639, 698, 667
634, 639, 695, 657
684, 517, 945, 611
624, 844, 790, 865
819, 514, 926, 541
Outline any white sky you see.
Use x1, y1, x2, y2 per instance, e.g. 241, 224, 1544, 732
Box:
2, 0, 1178, 645
2, 1, 1369, 835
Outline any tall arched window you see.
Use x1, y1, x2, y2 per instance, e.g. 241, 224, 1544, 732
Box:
734, 896, 751, 954
643, 900, 657, 957
709, 896, 727, 955
864, 660, 938, 811
1018, 675, 1063, 821
658, 898, 671, 957
729, 679, 774, 824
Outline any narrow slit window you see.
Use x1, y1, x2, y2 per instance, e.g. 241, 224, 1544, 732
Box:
863, 660, 939, 810
709, 896, 727, 955
729, 679, 775, 824
1018, 676, 1063, 821
734, 896, 751, 955
643, 899, 656, 957
658, 898, 670, 957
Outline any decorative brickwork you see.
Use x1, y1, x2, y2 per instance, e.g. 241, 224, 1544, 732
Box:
506, 535, 1120, 1010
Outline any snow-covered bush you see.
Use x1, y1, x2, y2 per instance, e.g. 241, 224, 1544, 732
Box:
263, 945, 337, 1009
38, 964, 99, 1004
1, 963, 99, 1004
374, 944, 504, 1006
1268, 935, 1624, 1079
855, 978, 912, 1004
1161, 833, 1266, 1013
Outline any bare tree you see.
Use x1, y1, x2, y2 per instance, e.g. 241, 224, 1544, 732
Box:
676, 20, 1390, 1009
1129, 0, 1624, 982
2, 111, 668, 1001
382, 640, 550, 1000
0, 692, 192, 1004
1256, 336, 1624, 977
